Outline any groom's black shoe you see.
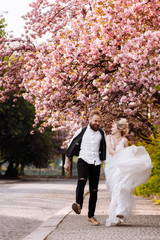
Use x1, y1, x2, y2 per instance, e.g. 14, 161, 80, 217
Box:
72, 203, 81, 214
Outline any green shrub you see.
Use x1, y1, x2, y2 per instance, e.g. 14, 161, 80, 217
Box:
134, 132, 160, 198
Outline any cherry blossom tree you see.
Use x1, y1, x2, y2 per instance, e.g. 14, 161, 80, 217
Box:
0, 34, 35, 102
1, 0, 160, 141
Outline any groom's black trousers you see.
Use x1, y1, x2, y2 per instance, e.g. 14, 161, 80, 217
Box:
76, 158, 101, 218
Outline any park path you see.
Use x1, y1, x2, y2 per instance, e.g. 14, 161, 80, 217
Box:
0, 178, 77, 240
1, 179, 160, 240
46, 181, 160, 240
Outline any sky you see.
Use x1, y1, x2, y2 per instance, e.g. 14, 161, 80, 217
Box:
1, 0, 33, 37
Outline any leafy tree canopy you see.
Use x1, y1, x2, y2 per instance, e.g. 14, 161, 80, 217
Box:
0, 14, 7, 38
0, 96, 57, 177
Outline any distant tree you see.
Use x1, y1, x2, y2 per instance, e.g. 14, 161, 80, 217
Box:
0, 96, 58, 178
0, 14, 62, 178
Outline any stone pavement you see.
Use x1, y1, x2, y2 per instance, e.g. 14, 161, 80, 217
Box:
24, 180, 160, 240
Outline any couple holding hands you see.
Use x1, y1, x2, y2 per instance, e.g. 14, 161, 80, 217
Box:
64, 110, 152, 227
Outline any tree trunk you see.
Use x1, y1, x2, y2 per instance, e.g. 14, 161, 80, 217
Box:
5, 162, 19, 178
20, 164, 25, 176
62, 154, 65, 176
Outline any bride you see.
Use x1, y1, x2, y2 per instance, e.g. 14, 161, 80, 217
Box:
104, 118, 153, 226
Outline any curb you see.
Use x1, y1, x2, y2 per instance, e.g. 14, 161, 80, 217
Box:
0, 180, 20, 184
22, 205, 72, 240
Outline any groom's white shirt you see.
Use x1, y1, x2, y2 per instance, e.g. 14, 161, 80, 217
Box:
68, 125, 102, 166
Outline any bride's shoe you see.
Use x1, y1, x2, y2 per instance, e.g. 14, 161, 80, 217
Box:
114, 217, 122, 226
116, 215, 125, 224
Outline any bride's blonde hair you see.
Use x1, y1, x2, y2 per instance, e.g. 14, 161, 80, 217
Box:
115, 118, 129, 136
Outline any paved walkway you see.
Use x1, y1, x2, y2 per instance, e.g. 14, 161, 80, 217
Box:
0, 178, 76, 240
24, 180, 160, 240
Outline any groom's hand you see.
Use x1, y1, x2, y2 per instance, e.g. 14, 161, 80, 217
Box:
64, 157, 71, 172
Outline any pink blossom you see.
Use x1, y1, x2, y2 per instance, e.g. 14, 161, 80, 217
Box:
0, 0, 159, 137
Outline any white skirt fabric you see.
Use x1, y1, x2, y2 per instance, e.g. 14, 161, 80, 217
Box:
104, 145, 153, 226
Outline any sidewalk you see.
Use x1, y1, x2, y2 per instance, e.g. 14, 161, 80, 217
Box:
24, 180, 160, 240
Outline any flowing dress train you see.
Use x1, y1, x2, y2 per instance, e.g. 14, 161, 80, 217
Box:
104, 136, 153, 226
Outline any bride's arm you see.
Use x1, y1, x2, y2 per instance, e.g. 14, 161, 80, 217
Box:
124, 137, 128, 147
106, 135, 116, 155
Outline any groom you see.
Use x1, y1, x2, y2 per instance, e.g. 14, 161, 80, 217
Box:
64, 110, 106, 226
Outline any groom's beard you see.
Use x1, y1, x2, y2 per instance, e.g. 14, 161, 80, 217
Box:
90, 123, 99, 131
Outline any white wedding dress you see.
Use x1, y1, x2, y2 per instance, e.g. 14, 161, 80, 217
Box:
104, 135, 153, 226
